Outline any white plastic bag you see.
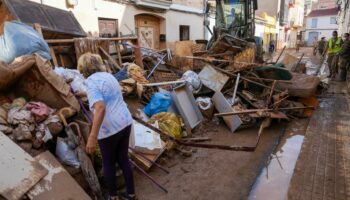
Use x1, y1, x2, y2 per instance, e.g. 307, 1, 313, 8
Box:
54, 67, 87, 93
181, 70, 202, 93
56, 137, 80, 168
195, 97, 212, 110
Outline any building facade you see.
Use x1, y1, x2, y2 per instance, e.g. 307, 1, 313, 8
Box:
286, 0, 305, 48
254, 13, 277, 52
337, 0, 350, 35
305, 8, 338, 45
312, 0, 337, 9
256, 0, 287, 50
28, 0, 206, 49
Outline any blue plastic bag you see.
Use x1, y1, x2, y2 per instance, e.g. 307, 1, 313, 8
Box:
144, 92, 172, 117
0, 21, 51, 63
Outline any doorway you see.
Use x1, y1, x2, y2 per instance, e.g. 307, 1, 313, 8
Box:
308, 32, 319, 46
135, 14, 161, 49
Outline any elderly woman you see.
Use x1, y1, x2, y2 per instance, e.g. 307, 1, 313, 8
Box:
78, 53, 136, 200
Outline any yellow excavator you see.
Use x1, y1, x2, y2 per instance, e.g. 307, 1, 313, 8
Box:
206, 0, 263, 62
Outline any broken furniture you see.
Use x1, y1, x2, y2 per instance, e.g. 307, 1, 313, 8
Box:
212, 91, 242, 133
171, 83, 203, 130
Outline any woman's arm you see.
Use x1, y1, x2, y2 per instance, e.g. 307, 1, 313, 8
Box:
86, 101, 106, 154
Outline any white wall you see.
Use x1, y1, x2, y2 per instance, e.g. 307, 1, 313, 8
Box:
305, 15, 338, 41
29, 0, 205, 41
255, 23, 265, 38
338, 0, 350, 35
165, 10, 205, 42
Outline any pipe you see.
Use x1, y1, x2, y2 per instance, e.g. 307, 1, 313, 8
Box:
129, 159, 168, 193
214, 106, 315, 117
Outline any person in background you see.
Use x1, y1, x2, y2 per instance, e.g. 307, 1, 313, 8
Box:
317, 37, 326, 57
313, 37, 318, 56
269, 39, 275, 54
325, 31, 343, 78
296, 39, 301, 52
78, 53, 136, 200
337, 33, 350, 81
227, 8, 236, 29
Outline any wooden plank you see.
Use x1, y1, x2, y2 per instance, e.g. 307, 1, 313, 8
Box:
59, 54, 65, 67
46, 37, 138, 44
27, 151, 91, 200
131, 39, 144, 69
0, 132, 47, 200
33, 23, 43, 38
99, 46, 121, 71
116, 43, 123, 66
49, 47, 58, 66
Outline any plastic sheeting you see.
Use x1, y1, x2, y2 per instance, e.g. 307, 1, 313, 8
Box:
0, 21, 51, 64
144, 93, 172, 117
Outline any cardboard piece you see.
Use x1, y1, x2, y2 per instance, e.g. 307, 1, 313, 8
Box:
0, 132, 47, 200
130, 120, 163, 155
27, 151, 91, 200
212, 91, 242, 133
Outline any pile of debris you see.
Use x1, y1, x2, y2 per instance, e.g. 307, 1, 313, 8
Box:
0, 20, 322, 199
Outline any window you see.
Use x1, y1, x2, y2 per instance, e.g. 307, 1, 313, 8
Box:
98, 18, 118, 38
311, 18, 317, 28
180, 25, 190, 41
330, 17, 337, 24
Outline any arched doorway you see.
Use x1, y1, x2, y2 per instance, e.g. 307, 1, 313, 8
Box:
135, 14, 161, 49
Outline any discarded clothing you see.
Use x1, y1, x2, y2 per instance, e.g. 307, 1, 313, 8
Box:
113, 66, 128, 81
25, 102, 50, 122
54, 67, 87, 94
7, 107, 34, 125
148, 112, 183, 139
126, 63, 149, 84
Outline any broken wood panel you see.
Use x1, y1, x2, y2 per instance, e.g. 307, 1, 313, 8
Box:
27, 151, 91, 200
0, 132, 47, 200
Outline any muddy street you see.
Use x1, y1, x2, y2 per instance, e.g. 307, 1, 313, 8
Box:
1, 0, 349, 199
131, 47, 322, 200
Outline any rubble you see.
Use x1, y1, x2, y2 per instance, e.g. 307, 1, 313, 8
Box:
0, 16, 323, 199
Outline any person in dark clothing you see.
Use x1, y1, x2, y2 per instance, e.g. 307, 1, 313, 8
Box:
337, 33, 350, 81
317, 37, 326, 57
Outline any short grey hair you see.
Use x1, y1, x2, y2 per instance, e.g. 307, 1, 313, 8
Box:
77, 53, 106, 78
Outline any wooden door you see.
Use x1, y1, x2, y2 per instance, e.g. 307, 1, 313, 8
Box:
135, 15, 160, 49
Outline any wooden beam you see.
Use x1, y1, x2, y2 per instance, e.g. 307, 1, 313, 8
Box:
33, 23, 43, 38
99, 47, 121, 71
116, 42, 123, 66
50, 47, 58, 66
45, 37, 138, 44
131, 39, 144, 69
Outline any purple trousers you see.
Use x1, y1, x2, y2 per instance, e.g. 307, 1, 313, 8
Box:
98, 125, 134, 196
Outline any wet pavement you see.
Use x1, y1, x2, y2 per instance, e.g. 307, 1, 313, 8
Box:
287, 81, 350, 200
248, 119, 309, 200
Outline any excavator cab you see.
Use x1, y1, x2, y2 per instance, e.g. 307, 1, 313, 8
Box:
211, 0, 257, 40
207, 0, 262, 61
